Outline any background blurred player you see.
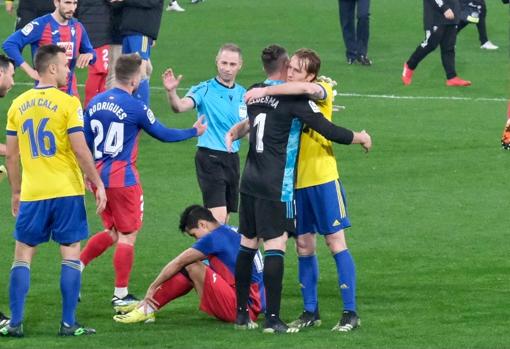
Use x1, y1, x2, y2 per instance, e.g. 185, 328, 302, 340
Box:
4, 0, 55, 30
163, 43, 246, 224
1, 44, 106, 337
2, 0, 95, 96
76, 0, 112, 107
113, 205, 264, 326
79, 53, 207, 313
401, 0, 471, 87
115, 0, 164, 105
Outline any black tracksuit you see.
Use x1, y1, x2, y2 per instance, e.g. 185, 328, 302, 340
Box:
115, 0, 164, 40
76, 0, 112, 48
457, 0, 489, 45
407, 0, 461, 79
14, 0, 54, 30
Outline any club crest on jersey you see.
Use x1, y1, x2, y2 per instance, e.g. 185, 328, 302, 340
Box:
308, 100, 320, 113
57, 42, 74, 60
77, 108, 84, 121
71, 27, 75, 36
21, 22, 35, 36
146, 109, 156, 124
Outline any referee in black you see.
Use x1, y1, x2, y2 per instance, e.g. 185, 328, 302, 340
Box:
5, 0, 54, 30
229, 45, 372, 334
402, 0, 471, 87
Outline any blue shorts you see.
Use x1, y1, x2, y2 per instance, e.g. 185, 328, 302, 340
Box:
14, 196, 89, 246
122, 34, 152, 60
295, 179, 351, 236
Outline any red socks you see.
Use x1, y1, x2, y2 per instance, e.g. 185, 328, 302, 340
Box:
114, 243, 134, 288
153, 272, 193, 309
80, 231, 115, 266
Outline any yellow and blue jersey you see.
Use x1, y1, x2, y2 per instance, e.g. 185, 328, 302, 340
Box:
6, 86, 85, 201
296, 81, 339, 189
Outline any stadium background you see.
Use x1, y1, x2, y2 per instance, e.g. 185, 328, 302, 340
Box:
0, 0, 508, 347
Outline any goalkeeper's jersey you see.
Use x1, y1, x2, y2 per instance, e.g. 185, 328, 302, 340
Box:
296, 81, 339, 189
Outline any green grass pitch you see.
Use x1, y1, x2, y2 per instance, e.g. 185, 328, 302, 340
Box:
0, 0, 508, 348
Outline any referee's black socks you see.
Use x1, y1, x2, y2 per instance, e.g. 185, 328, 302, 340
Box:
235, 245, 257, 313
263, 249, 285, 319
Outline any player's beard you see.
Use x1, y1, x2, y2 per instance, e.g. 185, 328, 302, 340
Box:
58, 9, 74, 21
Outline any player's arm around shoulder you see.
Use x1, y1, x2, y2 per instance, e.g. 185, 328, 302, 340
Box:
244, 82, 327, 103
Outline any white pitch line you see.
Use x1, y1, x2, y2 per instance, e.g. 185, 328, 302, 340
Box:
13, 82, 507, 102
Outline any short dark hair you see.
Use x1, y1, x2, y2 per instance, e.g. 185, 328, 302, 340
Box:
292, 48, 321, 81
179, 205, 217, 232
261, 44, 288, 75
0, 54, 14, 72
115, 53, 142, 85
34, 45, 66, 73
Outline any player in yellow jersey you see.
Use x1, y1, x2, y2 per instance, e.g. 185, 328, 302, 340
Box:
1, 44, 106, 338
244, 48, 371, 333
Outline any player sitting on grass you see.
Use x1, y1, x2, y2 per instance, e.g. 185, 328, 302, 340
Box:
113, 205, 265, 327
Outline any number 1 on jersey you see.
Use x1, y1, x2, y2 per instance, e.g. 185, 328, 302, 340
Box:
253, 113, 266, 153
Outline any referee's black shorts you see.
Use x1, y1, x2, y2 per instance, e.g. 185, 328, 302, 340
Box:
195, 147, 240, 213
238, 193, 295, 241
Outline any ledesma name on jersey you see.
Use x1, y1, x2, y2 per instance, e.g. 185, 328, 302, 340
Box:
247, 96, 279, 109
88, 101, 128, 120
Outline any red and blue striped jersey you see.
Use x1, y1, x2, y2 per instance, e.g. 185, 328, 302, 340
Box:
2, 13, 95, 96
192, 225, 266, 313
84, 88, 197, 188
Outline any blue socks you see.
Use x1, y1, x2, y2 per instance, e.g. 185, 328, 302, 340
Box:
333, 249, 356, 312
60, 259, 82, 327
9, 261, 31, 326
135, 78, 150, 106
298, 255, 319, 313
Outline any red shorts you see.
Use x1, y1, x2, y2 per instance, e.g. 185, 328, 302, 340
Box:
199, 267, 258, 322
100, 184, 143, 233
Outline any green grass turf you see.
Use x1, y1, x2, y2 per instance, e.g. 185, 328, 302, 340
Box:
0, 0, 508, 347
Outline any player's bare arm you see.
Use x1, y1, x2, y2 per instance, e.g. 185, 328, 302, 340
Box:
144, 248, 205, 307
0, 143, 6, 156
225, 119, 250, 152
245, 82, 325, 103
5, 135, 21, 217
20, 62, 40, 81
5, 0, 14, 15
69, 132, 107, 214
162, 68, 194, 113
